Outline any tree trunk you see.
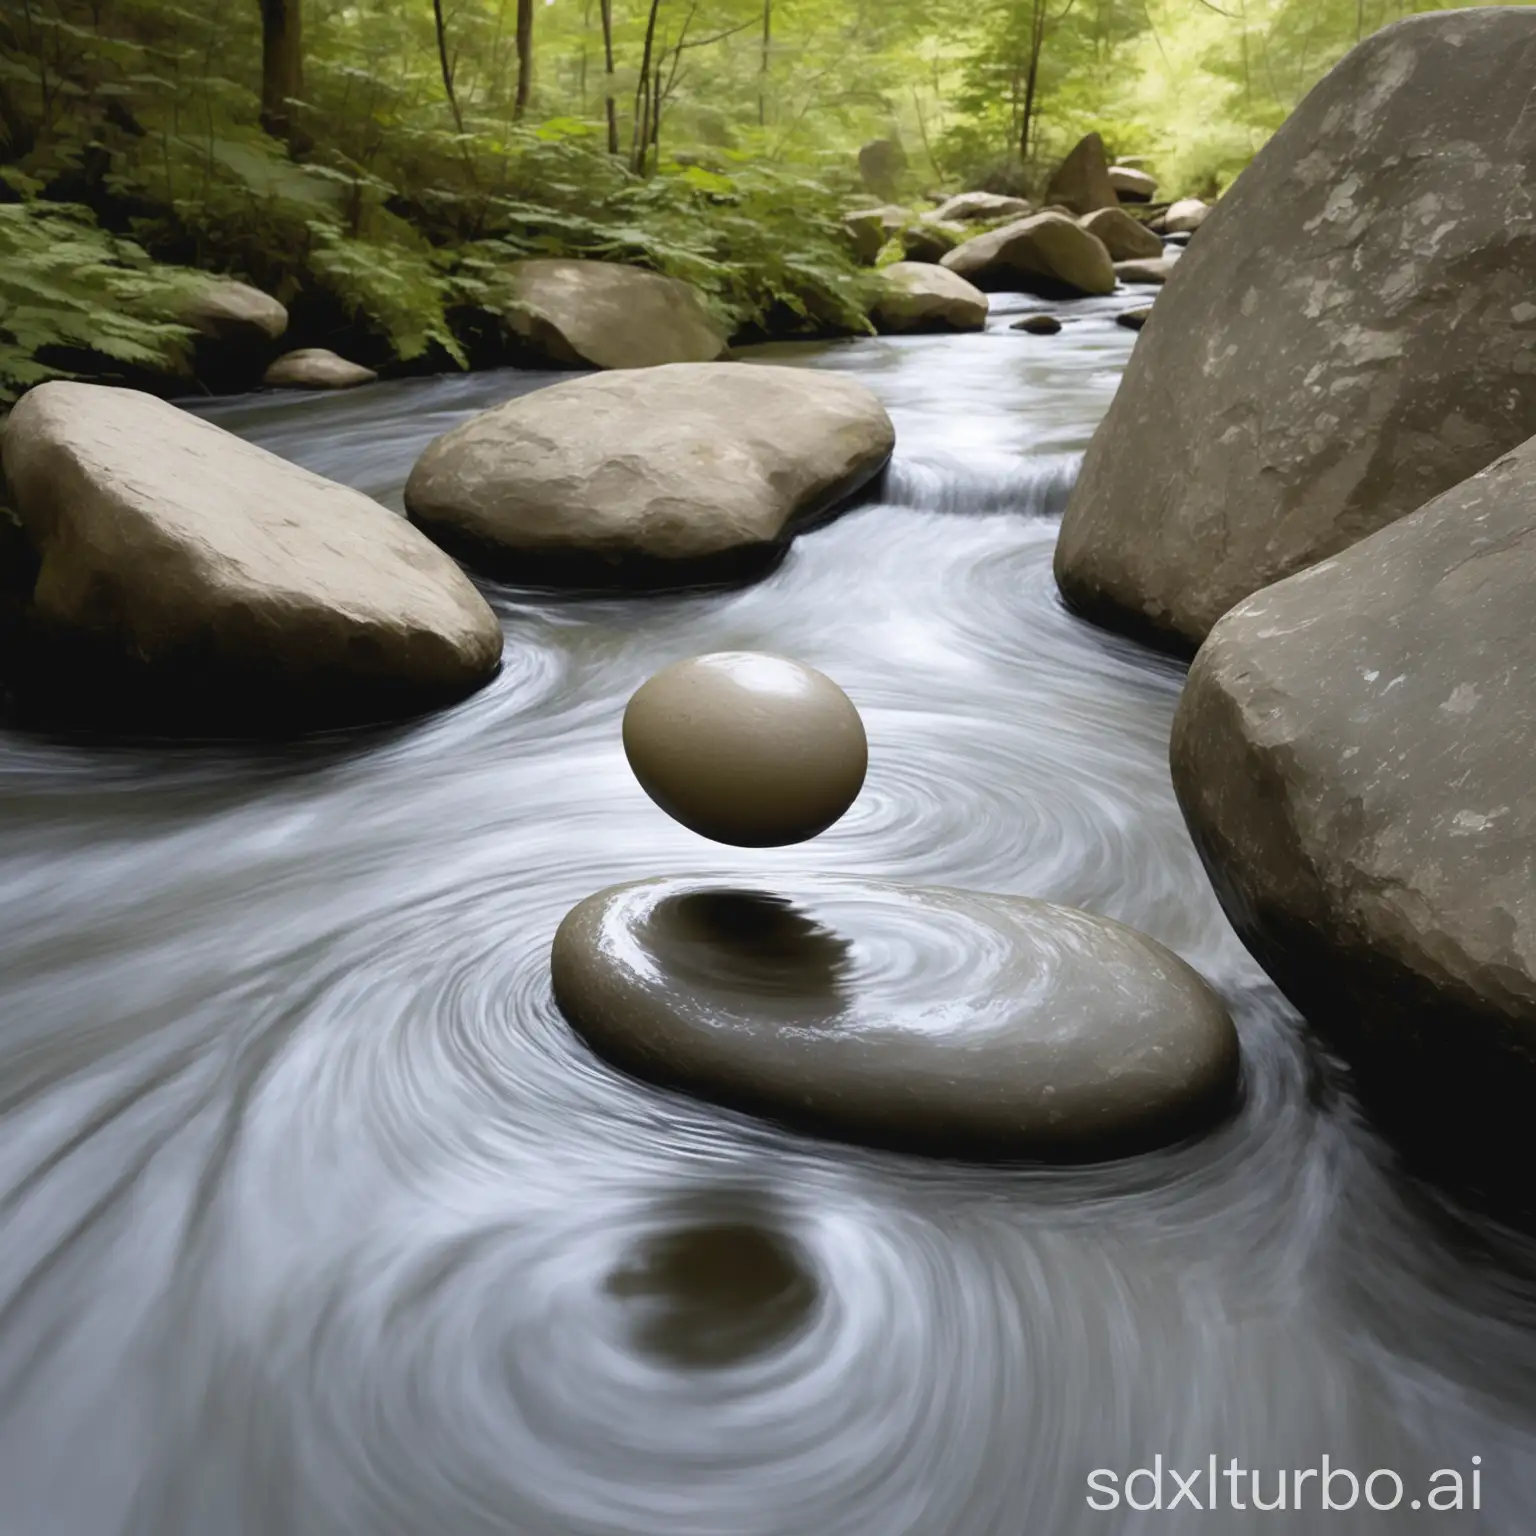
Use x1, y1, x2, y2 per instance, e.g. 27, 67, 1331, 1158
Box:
432, 0, 465, 133
630, 0, 664, 174
1018, 0, 1046, 164
758, 0, 770, 127
258, 0, 303, 144
600, 0, 619, 153
515, 0, 534, 120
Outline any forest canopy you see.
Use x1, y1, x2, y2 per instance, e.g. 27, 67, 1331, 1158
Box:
0, 0, 1521, 400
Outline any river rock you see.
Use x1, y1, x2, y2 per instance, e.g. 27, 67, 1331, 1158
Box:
1013, 314, 1063, 335
1171, 435, 1536, 1187
1055, 9, 1536, 654
1045, 132, 1119, 215
1116, 307, 1152, 332
841, 209, 886, 264
1114, 257, 1175, 285
403, 363, 894, 585
0, 382, 502, 729
1109, 166, 1157, 202
552, 876, 1238, 1159
900, 220, 965, 264
1081, 207, 1163, 261
931, 192, 1033, 223
262, 349, 376, 389
498, 259, 727, 371
623, 653, 867, 846
871, 263, 988, 333
1164, 198, 1210, 233
180, 279, 288, 349
941, 213, 1115, 297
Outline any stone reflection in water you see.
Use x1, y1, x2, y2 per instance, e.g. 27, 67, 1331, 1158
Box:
607, 1203, 820, 1369
640, 889, 854, 1021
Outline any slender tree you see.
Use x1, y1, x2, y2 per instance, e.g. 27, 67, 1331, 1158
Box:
600, 0, 620, 154
256, 0, 302, 144
515, 0, 534, 119
759, 0, 771, 126
432, 0, 466, 134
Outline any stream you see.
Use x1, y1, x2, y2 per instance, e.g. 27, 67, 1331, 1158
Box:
2, 288, 1535, 1534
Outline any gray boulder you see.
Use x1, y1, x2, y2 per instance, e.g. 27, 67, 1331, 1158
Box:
900, 220, 966, 264
1116, 307, 1152, 332
841, 209, 886, 264
931, 191, 1033, 223
552, 875, 1238, 1159
1164, 198, 1210, 233
403, 363, 894, 586
262, 349, 377, 389
0, 383, 502, 729
1114, 257, 1176, 285
871, 263, 988, 333
1109, 166, 1157, 202
941, 212, 1115, 297
180, 279, 288, 349
499, 259, 727, 370
1172, 436, 1536, 1187
1045, 132, 1119, 215
1081, 206, 1163, 261
1013, 314, 1063, 335
1056, 9, 1536, 653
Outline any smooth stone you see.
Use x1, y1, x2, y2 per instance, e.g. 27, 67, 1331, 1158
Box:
930, 191, 1033, 223
1117, 307, 1152, 331
1172, 432, 1536, 1192
858, 138, 908, 197
179, 279, 288, 348
404, 363, 894, 587
1114, 257, 1176, 285
1056, 9, 1536, 655
871, 262, 988, 333
841, 209, 886, 264
941, 212, 1115, 297
1109, 166, 1157, 202
552, 876, 1240, 1160
622, 653, 867, 846
1080, 207, 1163, 261
0, 382, 502, 730
262, 348, 376, 389
1013, 314, 1063, 335
1164, 197, 1210, 233
499, 258, 727, 370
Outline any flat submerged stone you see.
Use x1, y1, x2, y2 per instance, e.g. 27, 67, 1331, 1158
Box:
552, 876, 1239, 1160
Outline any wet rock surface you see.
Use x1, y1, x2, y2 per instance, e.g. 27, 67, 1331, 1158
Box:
403, 363, 894, 587
552, 875, 1240, 1161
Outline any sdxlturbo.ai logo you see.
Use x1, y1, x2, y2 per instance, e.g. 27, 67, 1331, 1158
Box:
1086, 1456, 1482, 1513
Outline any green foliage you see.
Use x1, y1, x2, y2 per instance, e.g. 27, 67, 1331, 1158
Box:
0, 202, 199, 404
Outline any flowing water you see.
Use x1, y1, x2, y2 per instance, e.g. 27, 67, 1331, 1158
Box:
3, 289, 1535, 1534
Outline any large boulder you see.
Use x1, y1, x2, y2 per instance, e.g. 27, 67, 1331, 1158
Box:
403, 363, 894, 586
1045, 132, 1118, 215
499, 259, 727, 370
1109, 166, 1157, 202
180, 279, 288, 349
931, 191, 1032, 223
1080, 206, 1163, 261
552, 876, 1238, 1159
941, 212, 1115, 297
262, 348, 377, 389
858, 138, 907, 198
0, 383, 502, 730
1056, 9, 1536, 654
870, 263, 988, 333
1171, 437, 1536, 1192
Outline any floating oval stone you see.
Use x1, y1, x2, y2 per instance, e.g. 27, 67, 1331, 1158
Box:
623, 653, 867, 847
552, 876, 1240, 1160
